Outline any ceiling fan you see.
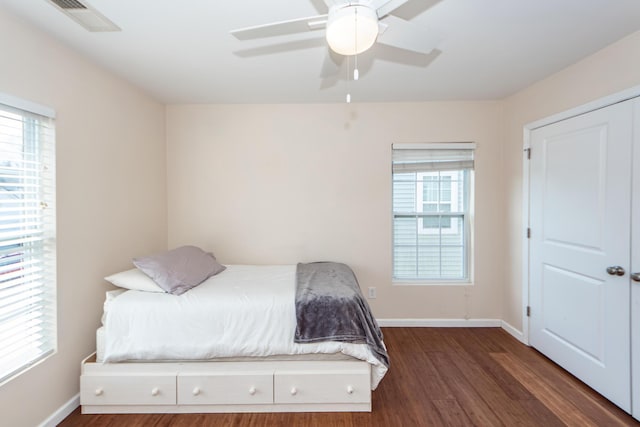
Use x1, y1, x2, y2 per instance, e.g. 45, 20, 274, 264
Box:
230, 0, 441, 57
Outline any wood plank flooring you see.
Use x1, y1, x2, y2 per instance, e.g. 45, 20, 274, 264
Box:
59, 327, 639, 426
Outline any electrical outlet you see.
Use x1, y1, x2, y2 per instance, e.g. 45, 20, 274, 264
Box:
368, 287, 376, 299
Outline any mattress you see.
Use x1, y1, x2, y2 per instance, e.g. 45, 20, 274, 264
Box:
100, 265, 387, 389
96, 326, 354, 363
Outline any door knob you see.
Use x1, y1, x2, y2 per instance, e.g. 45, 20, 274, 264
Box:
631, 272, 640, 282
606, 266, 625, 276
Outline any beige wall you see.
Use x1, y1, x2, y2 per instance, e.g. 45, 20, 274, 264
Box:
167, 28, 640, 330
501, 29, 640, 331
0, 9, 167, 427
167, 101, 505, 320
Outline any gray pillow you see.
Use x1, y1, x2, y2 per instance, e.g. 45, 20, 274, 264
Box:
133, 245, 226, 295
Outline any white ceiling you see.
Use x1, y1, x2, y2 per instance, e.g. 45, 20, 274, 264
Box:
3, 0, 640, 104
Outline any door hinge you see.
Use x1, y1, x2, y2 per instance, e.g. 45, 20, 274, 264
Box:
527, 228, 531, 238
524, 147, 531, 159
526, 306, 531, 317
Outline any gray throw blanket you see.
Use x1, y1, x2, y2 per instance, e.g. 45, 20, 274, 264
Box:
294, 262, 389, 368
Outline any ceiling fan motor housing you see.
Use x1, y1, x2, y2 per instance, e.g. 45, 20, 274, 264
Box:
326, 3, 379, 55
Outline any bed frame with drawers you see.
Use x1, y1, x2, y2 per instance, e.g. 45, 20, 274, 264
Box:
80, 353, 372, 413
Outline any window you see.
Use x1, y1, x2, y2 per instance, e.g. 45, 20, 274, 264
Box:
419, 173, 458, 231
392, 143, 474, 282
0, 95, 56, 385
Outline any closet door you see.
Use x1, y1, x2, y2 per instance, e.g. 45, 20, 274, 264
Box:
529, 99, 633, 412
632, 98, 640, 421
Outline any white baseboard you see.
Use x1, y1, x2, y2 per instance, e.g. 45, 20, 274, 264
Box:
377, 318, 502, 327
501, 320, 527, 344
377, 318, 529, 346
39, 393, 79, 427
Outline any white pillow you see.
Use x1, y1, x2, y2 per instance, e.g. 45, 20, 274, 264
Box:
104, 268, 165, 293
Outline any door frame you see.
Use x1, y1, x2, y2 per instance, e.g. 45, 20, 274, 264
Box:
521, 84, 640, 344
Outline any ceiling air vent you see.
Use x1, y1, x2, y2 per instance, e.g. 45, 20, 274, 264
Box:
46, 0, 121, 32
50, 0, 87, 9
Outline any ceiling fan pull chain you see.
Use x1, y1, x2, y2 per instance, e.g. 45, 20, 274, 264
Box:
354, 7, 359, 81
354, 58, 359, 81
348, 5, 358, 102
346, 54, 351, 103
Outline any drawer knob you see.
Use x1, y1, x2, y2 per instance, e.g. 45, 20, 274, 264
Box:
248, 386, 256, 395
192, 387, 201, 396
290, 387, 298, 396
151, 387, 159, 396
94, 388, 103, 396
347, 385, 354, 394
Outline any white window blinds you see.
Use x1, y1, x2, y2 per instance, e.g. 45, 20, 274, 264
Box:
392, 143, 474, 282
392, 143, 475, 173
0, 97, 56, 384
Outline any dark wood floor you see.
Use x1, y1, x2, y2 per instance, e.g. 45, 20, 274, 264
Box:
59, 327, 639, 426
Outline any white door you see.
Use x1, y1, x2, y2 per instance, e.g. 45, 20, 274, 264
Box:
529, 99, 633, 412
632, 99, 640, 421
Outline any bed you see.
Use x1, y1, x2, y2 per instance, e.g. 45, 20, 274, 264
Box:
80, 259, 388, 414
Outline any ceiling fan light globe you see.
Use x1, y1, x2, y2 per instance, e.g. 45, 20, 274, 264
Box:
326, 5, 378, 56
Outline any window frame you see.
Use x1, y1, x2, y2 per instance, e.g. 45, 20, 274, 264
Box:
392, 143, 475, 285
0, 93, 56, 386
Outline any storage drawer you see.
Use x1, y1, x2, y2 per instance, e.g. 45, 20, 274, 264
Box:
274, 371, 370, 404
81, 374, 176, 405
177, 371, 273, 405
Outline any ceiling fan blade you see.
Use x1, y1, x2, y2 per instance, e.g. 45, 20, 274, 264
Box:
321, 0, 342, 7
230, 15, 327, 40
376, 15, 441, 55
373, 0, 411, 18
309, 0, 330, 13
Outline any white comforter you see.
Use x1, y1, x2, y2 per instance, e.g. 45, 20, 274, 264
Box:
102, 265, 387, 389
